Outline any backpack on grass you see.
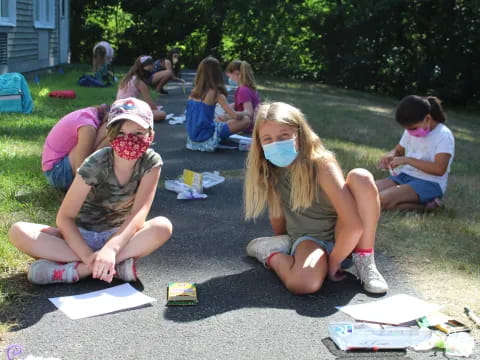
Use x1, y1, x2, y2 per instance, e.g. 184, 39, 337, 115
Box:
0, 72, 34, 114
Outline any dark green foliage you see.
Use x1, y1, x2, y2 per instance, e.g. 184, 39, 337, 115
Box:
70, 0, 480, 104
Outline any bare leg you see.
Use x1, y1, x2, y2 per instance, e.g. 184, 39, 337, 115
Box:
269, 240, 328, 295
379, 183, 419, 210
115, 216, 172, 262
226, 116, 251, 133
9, 222, 82, 262
153, 109, 166, 122
9, 216, 172, 279
152, 70, 173, 92
345, 169, 380, 249
375, 178, 397, 192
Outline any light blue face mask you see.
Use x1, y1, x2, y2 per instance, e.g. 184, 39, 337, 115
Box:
227, 77, 238, 87
262, 138, 298, 167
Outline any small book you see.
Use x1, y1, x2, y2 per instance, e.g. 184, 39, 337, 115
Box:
182, 169, 203, 193
166, 282, 198, 306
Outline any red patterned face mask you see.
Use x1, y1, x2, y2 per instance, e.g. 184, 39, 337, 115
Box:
111, 133, 153, 160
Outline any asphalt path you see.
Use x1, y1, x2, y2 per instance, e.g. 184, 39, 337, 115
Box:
7, 72, 479, 359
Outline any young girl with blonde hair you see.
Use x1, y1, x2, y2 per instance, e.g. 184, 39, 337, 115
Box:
244, 102, 388, 294
117, 56, 166, 122
185, 57, 251, 152
225, 60, 260, 132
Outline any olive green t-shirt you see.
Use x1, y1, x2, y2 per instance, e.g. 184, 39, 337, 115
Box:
76, 147, 163, 232
277, 168, 337, 242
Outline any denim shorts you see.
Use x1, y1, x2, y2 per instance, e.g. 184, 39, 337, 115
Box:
43, 156, 74, 191
78, 227, 119, 251
290, 236, 352, 269
389, 172, 443, 203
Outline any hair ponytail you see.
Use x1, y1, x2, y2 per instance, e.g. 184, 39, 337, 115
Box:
426, 96, 446, 123
396, 94, 446, 126
239, 61, 257, 90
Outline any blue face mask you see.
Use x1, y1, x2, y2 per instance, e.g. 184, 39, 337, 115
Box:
262, 138, 298, 167
227, 77, 238, 87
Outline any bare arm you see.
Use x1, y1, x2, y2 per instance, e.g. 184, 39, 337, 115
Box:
137, 80, 157, 109
378, 144, 405, 169
56, 175, 94, 264
242, 101, 255, 119
164, 59, 183, 82
93, 166, 162, 281
217, 94, 245, 120
70, 126, 97, 172
269, 214, 287, 236
391, 153, 451, 176
318, 160, 363, 280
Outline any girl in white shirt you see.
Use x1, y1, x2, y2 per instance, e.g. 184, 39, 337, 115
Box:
376, 95, 455, 210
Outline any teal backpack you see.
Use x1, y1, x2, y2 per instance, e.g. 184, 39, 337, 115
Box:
0, 72, 34, 114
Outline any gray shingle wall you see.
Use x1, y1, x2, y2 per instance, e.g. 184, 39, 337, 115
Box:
0, 0, 64, 74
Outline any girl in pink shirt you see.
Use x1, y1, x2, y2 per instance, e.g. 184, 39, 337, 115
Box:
42, 105, 110, 190
117, 56, 166, 122
226, 60, 261, 133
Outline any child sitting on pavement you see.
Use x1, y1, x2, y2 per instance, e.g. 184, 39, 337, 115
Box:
9, 98, 172, 285
244, 102, 388, 295
117, 56, 166, 122
185, 57, 251, 152
225, 60, 260, 132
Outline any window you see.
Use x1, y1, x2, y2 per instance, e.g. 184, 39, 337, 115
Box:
34, 0, 55, 29
0, 0, 16, 27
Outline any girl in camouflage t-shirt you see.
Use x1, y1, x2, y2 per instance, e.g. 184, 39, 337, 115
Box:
9, 98, 172, 285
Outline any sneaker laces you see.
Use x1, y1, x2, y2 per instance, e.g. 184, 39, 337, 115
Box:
355, 255, 382, 283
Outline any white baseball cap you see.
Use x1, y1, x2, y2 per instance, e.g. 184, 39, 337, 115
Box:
107, 97, 153, 129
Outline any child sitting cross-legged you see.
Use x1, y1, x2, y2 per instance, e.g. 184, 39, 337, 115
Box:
9, 98, 172, 285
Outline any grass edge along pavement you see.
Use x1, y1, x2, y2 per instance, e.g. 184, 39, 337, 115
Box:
0, 67, 479, 341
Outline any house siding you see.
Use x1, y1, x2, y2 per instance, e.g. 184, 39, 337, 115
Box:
0, 0, 67, 75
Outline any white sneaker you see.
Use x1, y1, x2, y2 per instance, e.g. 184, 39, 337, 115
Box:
246, 235, 291, 266
352, 253, 388, 294
27, 259, 79, 285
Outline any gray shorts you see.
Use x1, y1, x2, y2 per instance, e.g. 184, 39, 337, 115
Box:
78, 227, 119, 251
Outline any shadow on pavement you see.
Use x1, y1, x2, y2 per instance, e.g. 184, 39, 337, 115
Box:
163, 267, 375, 323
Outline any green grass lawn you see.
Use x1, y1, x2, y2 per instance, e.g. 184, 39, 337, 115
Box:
0, 67, 479, 338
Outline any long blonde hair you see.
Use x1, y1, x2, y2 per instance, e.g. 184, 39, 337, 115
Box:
226, 60, 257, 90
244, 102, 335, 220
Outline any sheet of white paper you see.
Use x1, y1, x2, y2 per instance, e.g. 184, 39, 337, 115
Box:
49, 283, 156, 320
337, 294, 442, 325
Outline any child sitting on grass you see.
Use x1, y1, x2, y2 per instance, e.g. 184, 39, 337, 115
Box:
117, 56, 166, 122
376, 95, 455, 210
42, 104, 110, 191
185, 57, 251, 152
9, 98, 172, 285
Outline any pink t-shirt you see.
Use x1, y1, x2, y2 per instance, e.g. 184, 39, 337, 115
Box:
234, 85, 260, 132
116, 76, 141, 100
42, 107, 101, 171
234, 85, 260, 112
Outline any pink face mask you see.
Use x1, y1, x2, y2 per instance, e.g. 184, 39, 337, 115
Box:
407, 119, 431, 137
407, 127, 430, 137
111, 133, 152, 160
